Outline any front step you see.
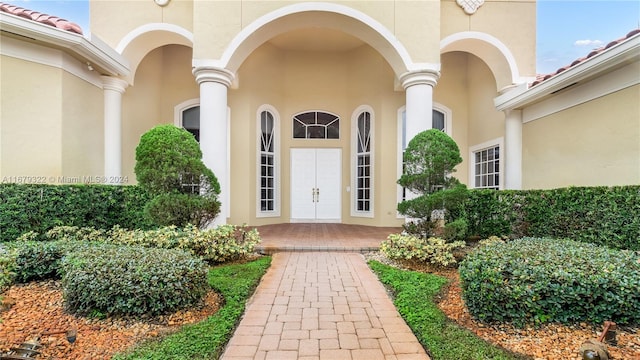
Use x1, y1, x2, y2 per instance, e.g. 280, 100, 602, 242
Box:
256, 245, 379, 254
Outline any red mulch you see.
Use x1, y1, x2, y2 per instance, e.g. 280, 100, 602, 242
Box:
0, 280, 221, 359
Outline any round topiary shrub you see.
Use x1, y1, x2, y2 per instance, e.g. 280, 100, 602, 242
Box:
61, 245, 208, 316
459, 238, 640, 327
135, 124, 221, 228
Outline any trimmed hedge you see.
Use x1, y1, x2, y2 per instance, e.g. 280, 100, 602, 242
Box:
0, 184, 154, 242
464, 186, 640, 250
459, 238, 640, 327
61, 245, 209, 316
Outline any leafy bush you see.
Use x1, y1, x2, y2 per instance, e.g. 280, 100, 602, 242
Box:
0, 240, 104, 284
0, 245, 17, 291
459, 238, 640, 327
113, 256, 272, 359
178, 224, 260, 263
9, 242, 65, 282
71, 224, 261, 264
442, 218, 468, 242
135, 125, 220, 228
0, 183, 153, 242
464, 186, 640, 250
61, 245, 208, 316
397, 129, 468, 238
380, 234, 465, 267
145, 193, 220, 228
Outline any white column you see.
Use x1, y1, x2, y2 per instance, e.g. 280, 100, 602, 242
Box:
101, 76, 128, 180
504, 109, 523, 189
400, 70, 440, 142
193, 64, 234, 226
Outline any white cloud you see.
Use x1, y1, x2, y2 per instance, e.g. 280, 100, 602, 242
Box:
574, 39, 604, 46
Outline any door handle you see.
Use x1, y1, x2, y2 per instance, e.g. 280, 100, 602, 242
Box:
316, 188, 319, 202
312, 188, 315, 202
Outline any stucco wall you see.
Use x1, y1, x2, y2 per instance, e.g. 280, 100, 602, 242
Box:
441, 0, 536, 77
90, 0, 194, 48
437, 51, 504, 187
61, 71, 104, 180
1, 56, 63, 179
523, 85, 640, 189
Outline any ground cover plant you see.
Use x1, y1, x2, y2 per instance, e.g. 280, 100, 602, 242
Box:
113, 256, 271, 359
369, 260, 527, 360
459, 238, 640, 327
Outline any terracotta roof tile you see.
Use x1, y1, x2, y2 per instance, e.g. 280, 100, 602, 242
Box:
531, 29, 640, 87
0, 2, 83, 35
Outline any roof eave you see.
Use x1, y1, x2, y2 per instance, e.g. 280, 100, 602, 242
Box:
495, 33, 640, 111
0, 12, 130, 77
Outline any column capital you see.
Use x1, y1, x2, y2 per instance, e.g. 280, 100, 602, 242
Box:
101, 76, 128, 93
192, 65, 235, 87
399, 69, 440, 89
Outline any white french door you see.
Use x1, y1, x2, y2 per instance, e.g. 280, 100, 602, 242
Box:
290, 148, 341, 222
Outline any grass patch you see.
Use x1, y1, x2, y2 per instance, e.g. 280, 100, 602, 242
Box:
368, 260, 529, 360
113, 256, 271, 360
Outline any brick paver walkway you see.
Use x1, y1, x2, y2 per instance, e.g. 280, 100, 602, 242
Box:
221, 252, 430, 360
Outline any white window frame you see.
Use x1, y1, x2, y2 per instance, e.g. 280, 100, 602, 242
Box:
396, 104, 453, 217
350, 105, 375, 218
469, 137, 504, 190
256, 104, 281, 217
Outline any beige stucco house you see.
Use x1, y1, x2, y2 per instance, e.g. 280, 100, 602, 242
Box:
1, 1, 638, 227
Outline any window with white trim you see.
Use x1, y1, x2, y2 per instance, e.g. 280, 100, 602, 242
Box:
259, 111, 276, 212
354, 110, 372, 214
472, 145, 500, 190
293, 111, 340, 139
257, 106, 280, 216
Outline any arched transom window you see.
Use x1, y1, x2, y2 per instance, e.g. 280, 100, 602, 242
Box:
293, 111, 339, 139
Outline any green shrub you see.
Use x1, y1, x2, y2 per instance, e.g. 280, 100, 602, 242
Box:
107, 224, 260, 263
113, 256, 272, 360
1, 241, 68, 283
380, 234, 465, 267
396, 129, 468, 238
459, 238, 640, 327
178, 224, 260, 264
135, 125, 220, 228
0, 183, 153, 242
464, 186, 640, 250
61, 245, 208, 316
145, 193, 220, 228
442, 218, 468, 242
0, 245, 17, 291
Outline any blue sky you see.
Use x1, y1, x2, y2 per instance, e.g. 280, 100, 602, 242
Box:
6, 0, 640, 75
